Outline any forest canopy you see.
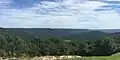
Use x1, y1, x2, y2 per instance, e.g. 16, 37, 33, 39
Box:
0, 28, 120, 57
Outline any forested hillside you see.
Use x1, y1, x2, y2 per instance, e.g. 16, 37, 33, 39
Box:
0, 28, 120, 57
2, 28, 112, 40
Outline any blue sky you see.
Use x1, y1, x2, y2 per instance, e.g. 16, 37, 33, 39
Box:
0, 0, 120, 29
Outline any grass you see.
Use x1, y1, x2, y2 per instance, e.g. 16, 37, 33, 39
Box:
20, 56, 120, 60
20, 52, 120, 60
61, 53, 120, 60
59, 56, 120, 60
65, 56, 120, 60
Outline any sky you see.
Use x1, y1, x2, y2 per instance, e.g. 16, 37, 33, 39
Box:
0, 0, 120, 29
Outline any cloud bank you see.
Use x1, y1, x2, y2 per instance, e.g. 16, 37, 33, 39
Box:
0, 0, 120, 29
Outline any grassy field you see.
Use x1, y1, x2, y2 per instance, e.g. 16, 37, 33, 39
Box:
21, 56, 120, 60
61, 53, 120, 60
62, 56, 120, 60
19, 53, 120, 60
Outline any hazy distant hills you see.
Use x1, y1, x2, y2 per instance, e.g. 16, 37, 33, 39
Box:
96, 29, 120, 33
1, 27, 120, 40
6, 28, 91, 40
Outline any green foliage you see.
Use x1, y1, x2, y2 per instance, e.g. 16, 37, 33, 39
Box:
0, 28, 120, 57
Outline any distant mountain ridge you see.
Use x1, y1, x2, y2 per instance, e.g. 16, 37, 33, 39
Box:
1, 27, 120, 40
95, 29, 120, 33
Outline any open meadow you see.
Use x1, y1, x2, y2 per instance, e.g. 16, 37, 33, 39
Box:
20, 56, 120, 60
20, 53, 120, 60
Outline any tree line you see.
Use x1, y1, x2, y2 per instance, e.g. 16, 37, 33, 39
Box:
0, 31, 120, 57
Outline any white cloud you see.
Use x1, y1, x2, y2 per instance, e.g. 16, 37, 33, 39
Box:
0, 0, 120, 29
95, 10, 120, 28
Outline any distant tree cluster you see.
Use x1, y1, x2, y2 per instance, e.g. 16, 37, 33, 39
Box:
0, 31, 120, 57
